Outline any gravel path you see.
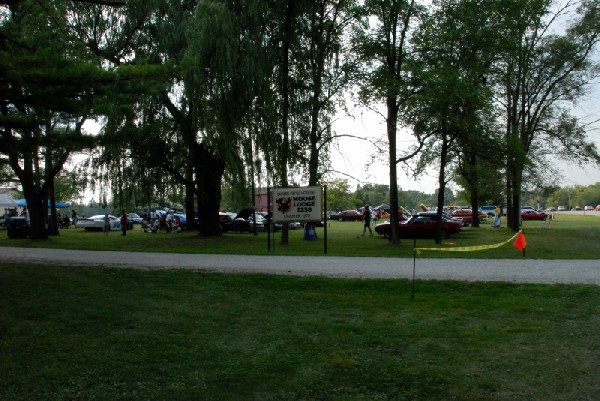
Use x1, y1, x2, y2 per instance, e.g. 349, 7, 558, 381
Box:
1, 247, 599, 285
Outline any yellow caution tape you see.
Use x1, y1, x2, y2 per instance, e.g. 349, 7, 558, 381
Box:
415, 231, 520, 254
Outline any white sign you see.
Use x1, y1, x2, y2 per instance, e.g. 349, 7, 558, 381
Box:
271, 186, 322, 223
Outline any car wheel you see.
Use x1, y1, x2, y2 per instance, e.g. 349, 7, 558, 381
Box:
234, 224, 243, 234
339, 218, 343, 222
440, 228, 449, 239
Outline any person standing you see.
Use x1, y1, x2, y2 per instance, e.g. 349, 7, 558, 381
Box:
103, 214, 110, 236
362, 204, 373, 236
120, 210, 128, 236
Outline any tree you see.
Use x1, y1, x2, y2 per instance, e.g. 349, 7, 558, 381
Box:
353, 0, 422, 244
184, 0, 272, 235
300, 0, 356, 187
324, 178, 358, 210
425, 0, 504, 229
408, 0, 497, 241
77, 0, 274, 236
500, 0, 600, 231
0, 1, 118, 239
355, 183, 390, 207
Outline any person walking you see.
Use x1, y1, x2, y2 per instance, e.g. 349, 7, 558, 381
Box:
362, 204, 373, 236
120, 210, 128, 236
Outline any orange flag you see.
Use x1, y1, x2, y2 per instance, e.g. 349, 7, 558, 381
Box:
513, 231, 527, 252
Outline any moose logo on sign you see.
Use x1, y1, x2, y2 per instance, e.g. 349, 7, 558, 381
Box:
276, 197, 292, 214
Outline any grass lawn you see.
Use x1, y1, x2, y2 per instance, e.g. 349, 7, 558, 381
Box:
1, 213, 599, 259
1, 213, 599, 400
1, 265, 599, 401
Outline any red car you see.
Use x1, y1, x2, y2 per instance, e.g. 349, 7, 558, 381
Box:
374, 212, 463, 239
330, 210, 363, 221
450, 209, 486, 226
521, 210, 547, 221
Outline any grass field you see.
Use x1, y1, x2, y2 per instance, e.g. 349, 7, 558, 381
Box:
1, 213, 599, 259
1, 265, 599, 401
1, 213, 599, 400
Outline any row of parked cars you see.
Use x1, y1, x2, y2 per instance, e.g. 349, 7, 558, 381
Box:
556, 205, 600, 211
74, 213, 141, 231
75, 211, 189, 232
218, 209, 305, 233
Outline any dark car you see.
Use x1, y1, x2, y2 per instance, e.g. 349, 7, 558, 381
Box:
220, 208, 254, 233
330, 210, 362, 221
374, 212, 463, 239
6, 216, 30, 239
521, 210, 547, 221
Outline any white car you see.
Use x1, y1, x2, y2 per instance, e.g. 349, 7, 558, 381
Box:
127, 213, 143, 224
248, 215, 265, 231
75, 215, 121, 231
557, 206, 566, 211
584, 205, 594, 211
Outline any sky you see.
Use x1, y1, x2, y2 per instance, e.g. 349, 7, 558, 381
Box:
330, 82, 600, 195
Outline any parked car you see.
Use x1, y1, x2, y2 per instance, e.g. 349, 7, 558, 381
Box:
557, 206, 566, 211
220, 208, 253, 233
378, 211, 391, 219
330, 210, 362, 221
450, 209, 487, 226
521, 210, 547, 221
6, 216, 30, 239
571, 206, 582, 211
127, 213, 143, 224
251, 213, 284, 232
248, 215, 265, 231
75, 214, 122, 231
374, 212, 463, 239
584, 205, 594, 211
478, 206, 497, 217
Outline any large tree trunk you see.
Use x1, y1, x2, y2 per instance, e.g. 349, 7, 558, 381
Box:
470, 185, 480, 228
21, 183, 48, 240
508, 163, 523, 232
185, 161, 196, 230
278, 0, 296, 245
387, 95, 400, 244
195, 144, 225, 237
435, 132, 449, 244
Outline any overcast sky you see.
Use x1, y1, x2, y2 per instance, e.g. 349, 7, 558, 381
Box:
330, 81, 600, 194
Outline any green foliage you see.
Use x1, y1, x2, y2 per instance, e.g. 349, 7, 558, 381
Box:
324, 178, 360, 210
355, 183, 390, 207
546, 183, 600, 209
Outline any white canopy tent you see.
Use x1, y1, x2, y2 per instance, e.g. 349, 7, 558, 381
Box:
0, 194, 18, 209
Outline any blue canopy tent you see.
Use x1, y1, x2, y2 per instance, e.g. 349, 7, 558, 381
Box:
17, 198, 71, 209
